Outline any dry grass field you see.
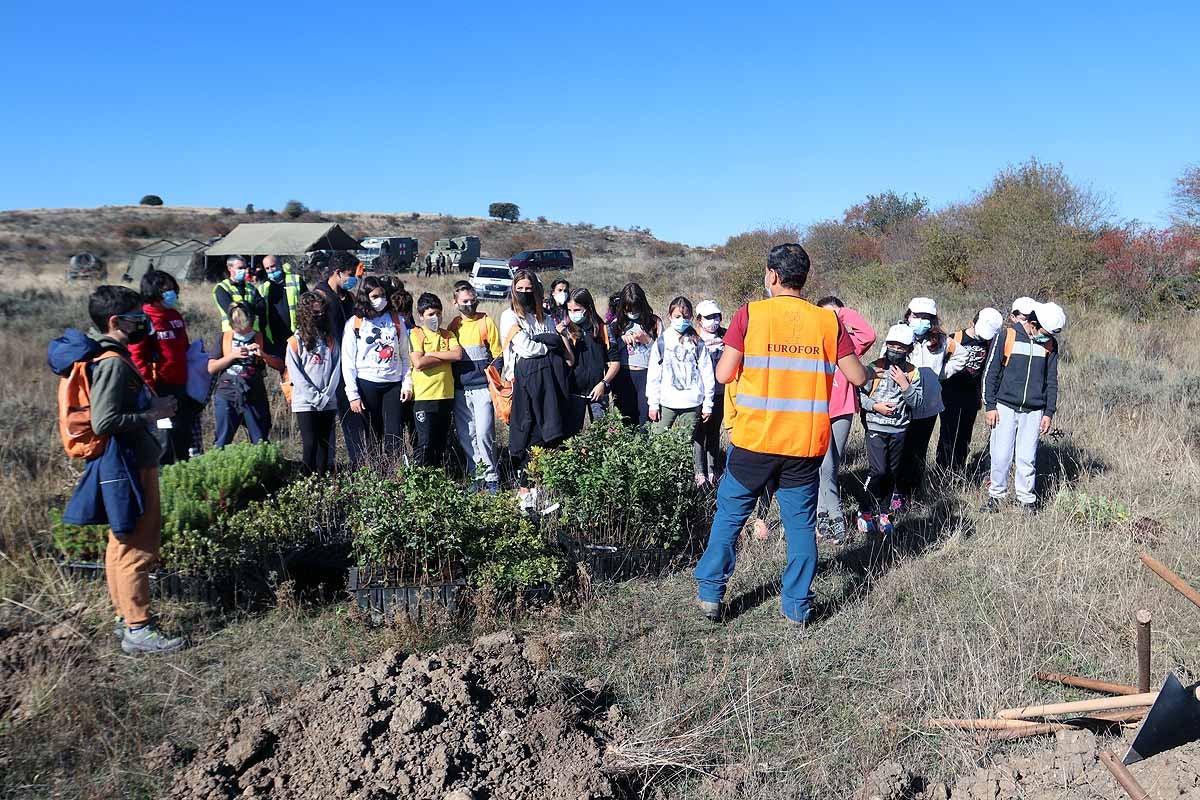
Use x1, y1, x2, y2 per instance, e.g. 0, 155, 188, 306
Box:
1, 216, 1198, 798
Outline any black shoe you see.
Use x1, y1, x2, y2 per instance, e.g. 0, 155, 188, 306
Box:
980, 497, 1002, 513
697, 600, 724, 624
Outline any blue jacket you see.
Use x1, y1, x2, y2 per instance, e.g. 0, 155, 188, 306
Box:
51, 328, 147, 536
62, 435, 145, 536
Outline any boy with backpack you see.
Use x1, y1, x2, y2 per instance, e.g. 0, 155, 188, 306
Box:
409, 292, 463, 468
49, 285, 185, 654
981, 301, 1066, 512
447, 281, 502, 492
857, 324, 923, 537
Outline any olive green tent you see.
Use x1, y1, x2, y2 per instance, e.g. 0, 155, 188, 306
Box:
125, 239, 208, 284
204, 223, 361, 257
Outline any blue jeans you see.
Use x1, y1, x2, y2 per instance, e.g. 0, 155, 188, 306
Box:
694, 466, 820, 622
213, 393, 270, 447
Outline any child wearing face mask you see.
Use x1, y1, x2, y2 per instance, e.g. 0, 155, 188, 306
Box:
448, 281, 503, 491
647, 297, 716, 473
208, 303, 284, 447
981, 301, 1065, 512
693, 300, 727, 485
560, 287, 620, 436
544, 278, 571, 325
609, 282, 661, 425
342, 277, 413, 463
857, 324, 923, 537
409, 292, 464, 468
132, 268, 195, 464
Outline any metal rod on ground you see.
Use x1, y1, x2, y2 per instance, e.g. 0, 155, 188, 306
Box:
1035, 671, 1140, 696
1140, 553, 1200, 611
1100, 750, 1152, 800
1136, 610, 1152, 694
997, 692, 1158, 720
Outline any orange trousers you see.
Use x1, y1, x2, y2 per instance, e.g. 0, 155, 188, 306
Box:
104, 467, 161, 627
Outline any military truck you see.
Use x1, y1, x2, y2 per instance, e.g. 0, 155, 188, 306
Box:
66, 252, 107, 281
358, 236, 419, 272
431, 235, 481, 272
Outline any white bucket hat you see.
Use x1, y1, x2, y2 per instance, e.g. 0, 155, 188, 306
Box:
974, 307, 1004, 341
1032, 301, 1066, 334
1011, 296, 1037, 316
885, 323, 915, 347
908, 297, 937, 316
695, 300, 722, 317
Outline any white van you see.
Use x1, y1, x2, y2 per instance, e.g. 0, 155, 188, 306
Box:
470, 258, 514, 299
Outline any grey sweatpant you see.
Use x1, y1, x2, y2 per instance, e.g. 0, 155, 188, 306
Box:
989, 403, 1043, 505
817, 414, 854, 517
455, 386, 498, 483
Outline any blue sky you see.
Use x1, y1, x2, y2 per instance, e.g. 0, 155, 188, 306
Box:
1, 1, 1196, 245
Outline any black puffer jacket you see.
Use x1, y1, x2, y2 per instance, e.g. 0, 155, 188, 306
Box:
982, 324, 1059, 415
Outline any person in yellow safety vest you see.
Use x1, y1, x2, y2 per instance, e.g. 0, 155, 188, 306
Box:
213, 255, 264, 334
256, 254, 307, 359
693, 243, 869, 627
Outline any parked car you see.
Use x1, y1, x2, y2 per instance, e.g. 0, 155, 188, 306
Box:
470, 259, 514, 299
508, 248, 573, 272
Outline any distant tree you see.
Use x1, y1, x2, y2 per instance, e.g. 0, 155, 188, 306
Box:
488, 202, 520, 222
844, 191, 927, 234
139, 194, 163, 206
1172, 165, 1200, 225
218, 207, 236, 216
245, 203, 255, 214
283, 200, 309, 219
536, 215, 548, 224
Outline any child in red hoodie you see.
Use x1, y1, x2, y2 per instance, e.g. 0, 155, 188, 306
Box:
131, 269, 195, 463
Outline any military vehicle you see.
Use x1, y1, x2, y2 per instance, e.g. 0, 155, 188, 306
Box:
358, 236, 418, 272
66, 252, 107, 281
431, 235, 481, 272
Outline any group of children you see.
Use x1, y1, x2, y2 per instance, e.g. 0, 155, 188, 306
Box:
115, 260, 1068, 534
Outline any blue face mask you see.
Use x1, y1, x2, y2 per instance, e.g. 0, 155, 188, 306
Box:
162, 290, 178, 309
232, 269, 247, 283
343, 276, 358, 291
268, 269, 284, 282
671, 317, 691, 333
1032, 332, 1051, 344
909, 319, 932, 337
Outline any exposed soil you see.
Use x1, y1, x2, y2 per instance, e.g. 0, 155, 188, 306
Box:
170, 631, 627, 800
0, 603, 107, 723
860, 729, 1200, 800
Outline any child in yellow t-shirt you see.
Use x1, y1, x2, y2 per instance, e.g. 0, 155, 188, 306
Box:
409, 292, 462, 467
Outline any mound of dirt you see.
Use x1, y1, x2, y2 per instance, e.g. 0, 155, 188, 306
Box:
0, 603, 105, 722
170, 632, 626, 800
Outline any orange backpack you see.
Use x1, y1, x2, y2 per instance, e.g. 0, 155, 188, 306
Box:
486, 323, 524, 423
280, 334, 334, 405
57, 350, 128, 460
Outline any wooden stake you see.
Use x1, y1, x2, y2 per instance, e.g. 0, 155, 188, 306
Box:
976, 708, 1149, 743
1035, 671, 1140, 696
997, 692, 1158, 720
1136, 610, 1152, 694
1140, 553, 1200, 611
924, 718, 1042, 731
1100, 750, 1152, 800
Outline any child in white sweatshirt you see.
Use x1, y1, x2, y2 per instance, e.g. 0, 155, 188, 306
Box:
647, 296, 716, 481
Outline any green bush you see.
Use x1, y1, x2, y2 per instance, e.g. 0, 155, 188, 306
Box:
283, 200, 309, 219
530, 420, 698, 549
51, 443, 290, 572
139, 194, 163, 206
467, 492, 562, 591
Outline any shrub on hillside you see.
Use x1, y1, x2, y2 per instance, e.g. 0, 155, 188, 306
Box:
718, 224, 803, 305
488, 202, 520, 222
1092, 225, 1200, 318
139, 195, 163, 206
283, 200, 309, 219
843, 191, 927, 234
530, 421, 699, 550
245, 203, 255, 214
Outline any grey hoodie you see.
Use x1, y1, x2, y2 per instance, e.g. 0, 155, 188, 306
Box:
859, 357, 923, 434
286, 335, 340, 412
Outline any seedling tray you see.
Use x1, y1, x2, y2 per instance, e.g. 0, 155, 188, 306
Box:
557, 534, 681, 582
347, 565, 467, 617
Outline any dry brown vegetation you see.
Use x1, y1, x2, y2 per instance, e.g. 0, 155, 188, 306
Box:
1, 194, 1199, 798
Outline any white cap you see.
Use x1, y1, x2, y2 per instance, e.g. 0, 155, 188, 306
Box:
885, 324, 915, 347
974, 307, 1004, 341
1011, 296, 1037, 315
696, 300, 722, 317
1032, 301, 1066, 334
908, 297, 937, 317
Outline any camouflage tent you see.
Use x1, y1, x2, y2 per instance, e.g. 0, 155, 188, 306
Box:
123, 239, 178, 282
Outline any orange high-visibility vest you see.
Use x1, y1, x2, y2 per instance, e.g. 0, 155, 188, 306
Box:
730, 297, 840, 458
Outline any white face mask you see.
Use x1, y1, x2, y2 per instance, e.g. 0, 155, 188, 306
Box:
568, 309, 587, 325
422, 315, 440, 331
370, 296, 388, 313
764, 271, 774, 298
626, 311, 641, 320
553, 291, 568, 306
701, 317, 721, 333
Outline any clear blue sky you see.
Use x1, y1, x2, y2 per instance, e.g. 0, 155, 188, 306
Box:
1, 1, 1196, 245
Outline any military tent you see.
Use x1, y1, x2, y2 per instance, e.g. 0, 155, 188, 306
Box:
125, 239, 209, 284
124, 239, 178, 282
204, 223, 361, 257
